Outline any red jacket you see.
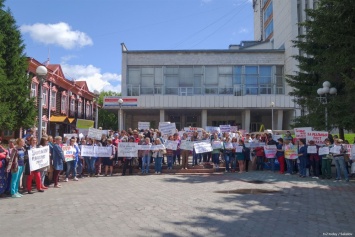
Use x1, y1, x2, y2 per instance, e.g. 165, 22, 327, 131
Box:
254, 146, 265, 157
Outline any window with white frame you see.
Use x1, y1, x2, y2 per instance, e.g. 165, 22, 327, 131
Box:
70, 98, 75, 112
61, 95, 67, 113
42, 88, 48, 108
78, 101, 82, 117
50, 91, 56, 110
86, 103, 91, 117
31, 83, 37, 98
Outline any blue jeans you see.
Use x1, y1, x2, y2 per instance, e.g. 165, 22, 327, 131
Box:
10, 166, 24, 195
286, 159, 293, 174
142, 155, 150, 173
230, 156, 236, 170
167, 155, 173, 169
154, 157, 163, 173
268, 158, 276, 172
224, 153, 231, 171
212, 153, 220, 165
77, 158, 83, 176
334, 156, 349, 180
192, 151, 200, 165
299, 156, 307, 176
66, 160, 77, 178
85, 157, 96, 176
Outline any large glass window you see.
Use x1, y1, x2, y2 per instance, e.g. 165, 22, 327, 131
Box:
245, 66, 258, 95
50, 91, 56, 110
264, 1, 273, 22
204, 66, 218, 85
61, 95, 67, 113
31, 83, 37, 98
265, 19, 274, 39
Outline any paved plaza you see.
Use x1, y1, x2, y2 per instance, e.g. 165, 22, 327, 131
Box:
1, 171, 355, 237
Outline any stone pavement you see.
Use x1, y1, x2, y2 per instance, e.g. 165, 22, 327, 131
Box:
1, 171, 355, 237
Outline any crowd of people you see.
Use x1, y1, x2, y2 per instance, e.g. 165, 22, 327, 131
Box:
0, 128, 354, 198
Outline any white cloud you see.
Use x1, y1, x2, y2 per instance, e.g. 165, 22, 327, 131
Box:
60, 63, 121, 93
20, 22, 93, 49
239, 27, 249, 33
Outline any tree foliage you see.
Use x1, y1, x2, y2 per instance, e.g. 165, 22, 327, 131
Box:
97, 90, 121, 131
0, 1, 36, 131
287, 0, 355, 134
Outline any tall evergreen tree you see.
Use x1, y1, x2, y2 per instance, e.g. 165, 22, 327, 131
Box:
0, 0, 36, 132
287, 0, 355, 138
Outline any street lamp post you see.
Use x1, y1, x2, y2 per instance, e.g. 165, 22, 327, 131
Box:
317, 81, 337, 131
36, 66, 48, 142
270, 101, 275, 131
93, 90, 100, 129
118, 98, 123, 131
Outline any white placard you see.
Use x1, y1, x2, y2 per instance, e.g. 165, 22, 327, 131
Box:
164, 140, 178, 150
212, 140, 223, 149
294, 127, 312, 139
117, 142, 138, 157
205, 126, 221, 134
159, 123, 176, 136
62, 146, 74, 162
219, 125, 231, 133
180, 140, 194, 151
194, 142, 212, 154
235, 145, 243, 153
318, 147, 330, 156
64, 133, 78, 139
264, 145, 277, 158
230, 126, 239, 133
330, 146, 341, 154
306, 131, 328, 145
88, 128, 104, 140
307, 146, 317, 154
28, 146, 50, 171
80, 145, 112, 157
137, 145, 152, 150
184, 127, 204, 137
224, 142, 233, 149
138, 122, 150, 130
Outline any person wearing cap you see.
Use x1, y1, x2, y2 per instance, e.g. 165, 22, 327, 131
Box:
331, 139, 349, 182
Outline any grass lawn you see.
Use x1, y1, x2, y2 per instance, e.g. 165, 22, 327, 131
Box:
333, 133, 355, 143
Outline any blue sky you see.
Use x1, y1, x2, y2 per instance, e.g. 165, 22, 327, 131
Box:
5, 0, 254, 93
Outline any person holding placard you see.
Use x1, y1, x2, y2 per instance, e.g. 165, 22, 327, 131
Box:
141, 137, 152, 174
152, 138, 166, 174
180, 133, 190, 170
103, 139, 115, 176
297, 139, 308, 178
38, 138, 49, 189
332, 139, 349, 182
26, 137, 44, 194
191, 131, 201, 167
166, 135, 174, 170
236, 140, 246, 173
276, 138, 285, 174
223, 137, 233, 172
84, 138, 96, 177
52, 136, 65, 188
307, 140, 320, 179
65, 139, 80, 182
172, 133, 181, 166
320, 138, 332, 179
254, 145, 265, 171
122, 137, 135, 176
230, 137, 238, 172
284, 139, 295, 175
211, 133, 222, 171
266, 134, 278, 172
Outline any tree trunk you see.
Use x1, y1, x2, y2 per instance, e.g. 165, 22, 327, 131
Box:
339, 127, 345, 140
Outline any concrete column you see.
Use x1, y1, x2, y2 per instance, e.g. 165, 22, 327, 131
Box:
242, 110, 251, 132
159, 109, 165, 122
119, 110, 124, 131
201, 110, 207, 128
277, 110, 283, 130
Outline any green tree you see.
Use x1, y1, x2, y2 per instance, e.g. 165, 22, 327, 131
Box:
97, 90, 121, 131
0, 1, 36, 132
287, 0, 355, 139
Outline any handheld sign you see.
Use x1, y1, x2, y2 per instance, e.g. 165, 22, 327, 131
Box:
28, 147, 50, 171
